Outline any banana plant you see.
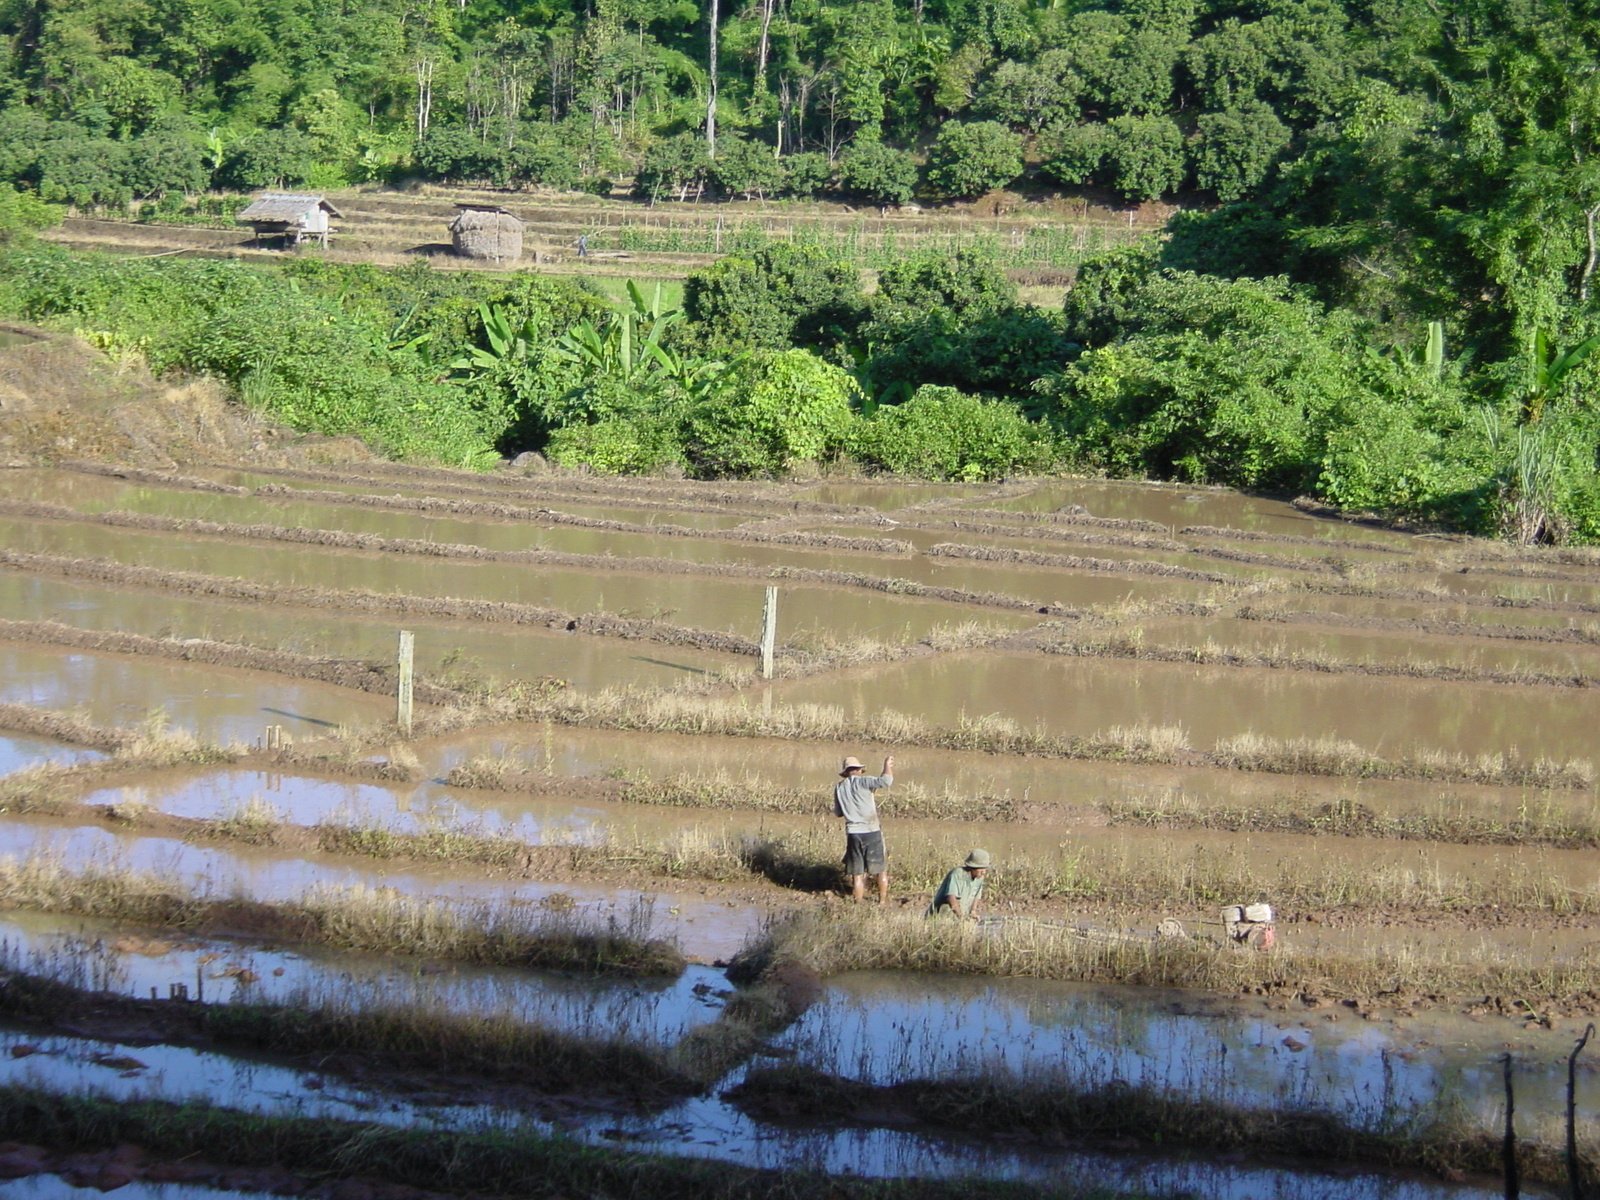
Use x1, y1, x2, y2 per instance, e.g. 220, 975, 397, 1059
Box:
1521, 326, 1600, 425
1369, 320, 1447, 382
449, 302, 540, 373
552, 280, 685, 383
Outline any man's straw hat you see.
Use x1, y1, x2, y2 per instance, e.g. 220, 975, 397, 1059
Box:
840, 756, 864, 777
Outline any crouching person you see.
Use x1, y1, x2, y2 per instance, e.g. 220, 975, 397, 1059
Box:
927, 849, 991, 920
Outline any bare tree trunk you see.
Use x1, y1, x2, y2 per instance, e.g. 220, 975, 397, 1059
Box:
1581, 202, 1600, 303
755, 0, 775, 93
706, 0, 719, 157
414, 56, 435, 138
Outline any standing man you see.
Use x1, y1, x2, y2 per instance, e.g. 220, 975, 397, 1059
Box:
927, 849, 991, 920
834, 754, 893, 903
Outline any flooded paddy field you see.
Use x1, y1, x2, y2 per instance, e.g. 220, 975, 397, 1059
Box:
0, 570, 742, 689
0, 515, 1040, 644
7, 463, 1600, 1196
776, 648, 1600, 765
3, 469, 1209, 609
1133, 614, 1600, 678
429, 719, 1600, 829
0, 640, 390, 743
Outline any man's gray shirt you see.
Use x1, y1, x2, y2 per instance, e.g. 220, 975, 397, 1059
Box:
834, 773, 891, 834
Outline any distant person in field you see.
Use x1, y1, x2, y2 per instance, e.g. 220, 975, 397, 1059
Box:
834, 754, 893, 903
575, 234, 590, 258
927, 849, 991, 920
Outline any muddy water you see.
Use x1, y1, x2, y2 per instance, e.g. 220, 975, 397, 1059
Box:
5, 472, 1203, 607
1283, 592, 1600, 632
777, 649, 1600, 765
1137, 616, 1600, 678
0, 571, 742, 689
984, 480, 1422, 545
0, 823, 759, 961
1, 1177, 279, 1200
810, 521, 1273, 581
0, 641, 390, 744
0, 517, 1036, 643
427, 721, 1600, 830
793, 482, 1001, 509
80, 768, 611, 842
1416, 569, 1600, 606
0, 910, 727, 1042
788, 971, 1600, 1135
0, 732, 101, 776
78, 761, 1600, 914
0, 1021, 1523, 1200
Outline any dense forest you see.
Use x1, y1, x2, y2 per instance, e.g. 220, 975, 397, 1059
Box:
4, 0, 1600, 542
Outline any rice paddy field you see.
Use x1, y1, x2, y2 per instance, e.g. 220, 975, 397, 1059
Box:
4, 454, 1600, 1200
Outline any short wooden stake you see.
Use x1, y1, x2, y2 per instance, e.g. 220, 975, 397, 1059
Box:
760, 586, 778, 680
397, 630, 415, 736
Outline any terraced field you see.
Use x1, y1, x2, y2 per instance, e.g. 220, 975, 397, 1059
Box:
5, 455, 1600, 1199
40, 184, 1151, 290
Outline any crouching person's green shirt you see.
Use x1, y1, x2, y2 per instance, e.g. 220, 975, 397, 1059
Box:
927, 867, 985, 918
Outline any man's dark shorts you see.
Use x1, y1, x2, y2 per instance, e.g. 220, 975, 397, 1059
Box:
843, 830, 887, 875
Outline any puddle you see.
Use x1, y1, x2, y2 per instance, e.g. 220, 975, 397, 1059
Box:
0, 641, 391, 744
0, 732, 102, 775
775, 649, 1600, 765
0, 823, 759, 962
0, 910, 727, 1043
0, 517, 1036, 644
0, 571, 742, 689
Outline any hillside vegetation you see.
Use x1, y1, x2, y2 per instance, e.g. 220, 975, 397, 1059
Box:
2, 1, 1600, 542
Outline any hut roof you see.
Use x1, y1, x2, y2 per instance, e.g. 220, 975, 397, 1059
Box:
449, 204, 523, 232
238, 193, 343, 223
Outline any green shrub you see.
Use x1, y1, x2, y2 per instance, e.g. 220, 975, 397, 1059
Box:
839, 142, 918, 207
684, 349, 857, 477
781, 152, 833, 198
683, 243, 864, 352
849, 385, 1055, 481
0, 185, 63, 242
924, 121, 1023, 200
545, 416, 687, 475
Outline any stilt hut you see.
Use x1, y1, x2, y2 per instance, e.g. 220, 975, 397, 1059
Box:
450, 204, 523, 264
237, 193, 341, 248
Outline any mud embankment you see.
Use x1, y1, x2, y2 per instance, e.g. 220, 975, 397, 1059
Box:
927, 541, 1234, 584
188, 459, 866, 517
1240, 604, 1600, 646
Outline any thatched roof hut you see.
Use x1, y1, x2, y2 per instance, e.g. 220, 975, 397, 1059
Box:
449, 204, 523, 263
237, 193, 342, 247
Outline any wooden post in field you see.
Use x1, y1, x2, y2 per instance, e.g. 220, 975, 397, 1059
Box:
760, 586, 778, 680
397, 630, 415, 736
